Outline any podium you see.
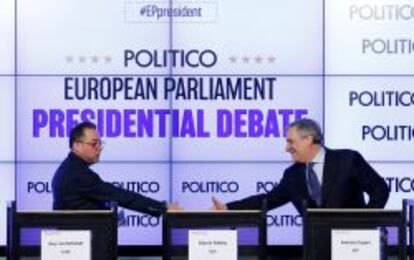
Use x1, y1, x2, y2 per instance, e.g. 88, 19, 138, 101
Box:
403, 199, 414, 260
303, 208, 406, 260
7, 201, 117, 260
162, 210, 267, 260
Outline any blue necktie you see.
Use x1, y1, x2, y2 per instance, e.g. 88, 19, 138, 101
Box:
307, 162, 322, 206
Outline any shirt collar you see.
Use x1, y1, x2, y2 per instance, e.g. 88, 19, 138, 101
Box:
69, 151, 90, 167
310, 146, 325, 164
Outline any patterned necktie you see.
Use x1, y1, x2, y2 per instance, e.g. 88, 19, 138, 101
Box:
307, 162, 322, 206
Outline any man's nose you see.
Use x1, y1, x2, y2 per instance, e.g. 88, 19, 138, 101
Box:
285, 144, 290, 152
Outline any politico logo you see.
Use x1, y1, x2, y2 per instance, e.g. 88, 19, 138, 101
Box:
26, 180, 162, 194
181, 181, 239, 193
267, 214, 302, 227
256, 181, 279, 193
386, 177, 414, 193
111, 181, 160, 193
27, 181, 52, 194
118, 210, 160, 228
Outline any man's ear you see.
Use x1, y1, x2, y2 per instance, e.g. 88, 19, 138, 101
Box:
72, 142, 82, 153
306, 135, 314, 145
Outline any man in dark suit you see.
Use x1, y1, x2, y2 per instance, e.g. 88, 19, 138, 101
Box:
211, 118, 389, 259
212, 118, 389, 213
52, 121, 181, 216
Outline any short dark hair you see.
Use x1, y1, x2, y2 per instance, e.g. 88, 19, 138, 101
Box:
69, 122, 97, 148
288, 118, 324, 145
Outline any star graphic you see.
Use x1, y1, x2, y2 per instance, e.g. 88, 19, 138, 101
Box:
79, 56, 86, 63
65, 56, 74, 63
242, 56, 250, 63
267, 55, 276, 63
229, 56, 237, 63
91, 55, 99, 63
254, 55, 263, 64
104, 56, 112, 63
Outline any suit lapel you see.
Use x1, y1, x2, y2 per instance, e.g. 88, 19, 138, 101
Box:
321, 149, 335, 206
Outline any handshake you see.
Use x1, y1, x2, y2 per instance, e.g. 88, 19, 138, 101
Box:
166, 196, 228, 211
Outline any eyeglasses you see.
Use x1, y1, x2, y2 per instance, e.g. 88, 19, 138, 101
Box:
77, 139, 105, 149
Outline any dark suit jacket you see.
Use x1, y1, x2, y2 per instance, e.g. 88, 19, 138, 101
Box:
52, 152, 166, 216
227, 148, 389, 215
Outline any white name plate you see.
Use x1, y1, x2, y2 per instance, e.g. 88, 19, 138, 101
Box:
189, 230, 237, 260
331, 229, 380, 260
41, 230, 91, 260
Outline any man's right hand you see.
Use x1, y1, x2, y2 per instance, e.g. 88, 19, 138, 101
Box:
211, 196, 228, 210
167, 202, 183, 211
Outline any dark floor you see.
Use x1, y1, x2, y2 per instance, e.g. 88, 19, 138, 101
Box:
8, 257, 400, 260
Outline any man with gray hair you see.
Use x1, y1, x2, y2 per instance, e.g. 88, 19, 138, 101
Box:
212, 118, 389, 215
212, 118, 389, 259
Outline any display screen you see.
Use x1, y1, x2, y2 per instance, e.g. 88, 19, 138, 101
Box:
0, 0, 413, 246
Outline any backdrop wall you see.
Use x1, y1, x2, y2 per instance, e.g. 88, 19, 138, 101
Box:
0, 0, 413, 246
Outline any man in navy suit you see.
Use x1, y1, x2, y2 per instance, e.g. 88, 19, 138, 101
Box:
52, 122, 180, 216
212, 118, 389, 213
212, 118, 389, 259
